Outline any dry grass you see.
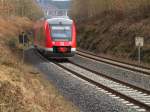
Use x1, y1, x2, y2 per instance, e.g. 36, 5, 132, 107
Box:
77, 17, 150, 64
0, 16, 32, 38
0, 16, 79, 112
0, 0, 43, 20
71, 0, 150, 20
72, 0, 150, 64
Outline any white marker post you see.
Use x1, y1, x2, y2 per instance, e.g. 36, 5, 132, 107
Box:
135, 37, 144, 64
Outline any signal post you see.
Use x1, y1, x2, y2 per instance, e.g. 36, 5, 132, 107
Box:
135, 37, 144, 64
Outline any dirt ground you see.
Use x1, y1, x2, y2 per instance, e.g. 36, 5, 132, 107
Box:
0, 16, 79, 112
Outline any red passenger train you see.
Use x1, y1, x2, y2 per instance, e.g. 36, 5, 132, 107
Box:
34, 17, 76, 58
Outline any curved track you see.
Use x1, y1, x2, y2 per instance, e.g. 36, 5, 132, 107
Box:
34, 49, 150, 112
77, 49, 150, 75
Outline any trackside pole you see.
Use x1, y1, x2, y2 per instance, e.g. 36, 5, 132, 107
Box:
138, 46, 141, 64
22, 35, 25, 64
18, 32, 29, 64
135, 37, 144, 64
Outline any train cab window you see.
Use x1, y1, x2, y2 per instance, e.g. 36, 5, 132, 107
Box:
50, 25, 72, 41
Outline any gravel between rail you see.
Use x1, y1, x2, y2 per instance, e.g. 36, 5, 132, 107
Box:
77, 49, 150, 71
57, 62, 150, 111
25, 48, 137, 112
69, 55, 150, 92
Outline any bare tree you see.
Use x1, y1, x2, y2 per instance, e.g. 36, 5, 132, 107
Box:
71, 0, 150, 20
0, 0, 43, 20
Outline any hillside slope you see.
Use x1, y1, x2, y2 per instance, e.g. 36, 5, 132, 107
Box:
0, 16, 79, 112
71, 0, 150, 64
77, 15, 150, 63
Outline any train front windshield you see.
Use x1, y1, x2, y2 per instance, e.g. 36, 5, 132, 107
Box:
51, 25, 72, 41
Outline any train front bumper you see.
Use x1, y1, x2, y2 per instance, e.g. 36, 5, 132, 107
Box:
44, 48, 76, 58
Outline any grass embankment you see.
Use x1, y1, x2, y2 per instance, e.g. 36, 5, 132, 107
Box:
0, 16, 78, 112
71, 0, 150, 64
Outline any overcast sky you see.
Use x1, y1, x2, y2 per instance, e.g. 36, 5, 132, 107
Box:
52, 0, 70, 1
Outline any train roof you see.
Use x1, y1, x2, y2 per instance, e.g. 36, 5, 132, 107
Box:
47, 17, 73, 25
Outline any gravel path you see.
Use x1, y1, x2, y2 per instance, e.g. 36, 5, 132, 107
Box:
69, 55, 150, 91
25, 48, 137, 112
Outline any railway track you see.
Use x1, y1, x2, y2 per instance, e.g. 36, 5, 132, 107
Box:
34, 49, 150, 112
77, 49, 150, 75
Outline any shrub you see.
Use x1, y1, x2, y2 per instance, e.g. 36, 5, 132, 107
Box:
0, 0, 43, 20
8, 38, 18, 49
71, 0, 150, 20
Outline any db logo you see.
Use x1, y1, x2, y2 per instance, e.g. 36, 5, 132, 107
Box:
60, 42, 64, 46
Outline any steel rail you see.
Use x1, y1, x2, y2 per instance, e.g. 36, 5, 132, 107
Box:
34, 49, 150, 112
77, 49, 150, 75
56, 62, 150, 112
